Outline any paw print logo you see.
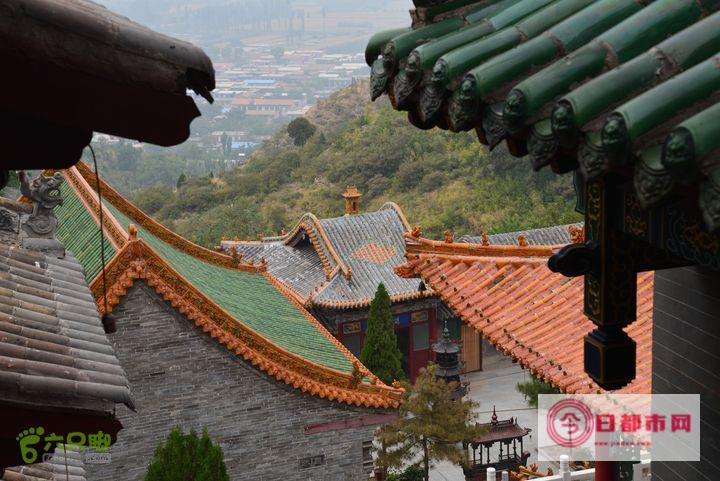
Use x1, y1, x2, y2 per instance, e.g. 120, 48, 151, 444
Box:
16, 427, 45, 464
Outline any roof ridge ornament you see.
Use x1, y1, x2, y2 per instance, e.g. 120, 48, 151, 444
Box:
517, 234, 528, 247
568, 224, 585, 244
18, 171, 65, 255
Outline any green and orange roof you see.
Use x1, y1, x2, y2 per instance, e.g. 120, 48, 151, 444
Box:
368, 0, 720, 231
52, 163, 402, 409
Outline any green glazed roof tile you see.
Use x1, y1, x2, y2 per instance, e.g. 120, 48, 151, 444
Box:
56, 180, 117, 282
369, 0, 720, 226
103, 202, 354, 374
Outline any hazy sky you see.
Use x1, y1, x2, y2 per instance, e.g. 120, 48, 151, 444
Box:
98, 0, 414, 53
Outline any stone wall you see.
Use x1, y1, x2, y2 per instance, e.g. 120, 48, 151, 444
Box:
87, 282, 385, 481
652, 266, 720, 481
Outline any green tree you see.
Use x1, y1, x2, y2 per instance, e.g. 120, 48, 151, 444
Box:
144, 427, 228, 481
286, 117, 317, 146
377, 365, 484, 481
176, 173, 187, 189
360, 283, 404, 385
515, 377, 560, 408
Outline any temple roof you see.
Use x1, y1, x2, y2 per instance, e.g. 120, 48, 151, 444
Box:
222, 203, 432, 310
368, 1, 720, 231
2, 444, 86, 481
459, 223, 583, 246
474, 411, 531, 445
394, 233, 653, 394
50, 163, 402, 409
0, 197, 134, 414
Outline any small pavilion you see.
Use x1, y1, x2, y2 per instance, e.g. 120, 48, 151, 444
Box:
463, 408, 531, 481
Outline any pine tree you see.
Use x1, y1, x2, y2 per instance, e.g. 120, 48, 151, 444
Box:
144, 427, 229, 481
286, 117, 316, 146
378, 365, 486, 481
360, 283, 404, 385
176, 172, 187, 189
515, 377, 559, 408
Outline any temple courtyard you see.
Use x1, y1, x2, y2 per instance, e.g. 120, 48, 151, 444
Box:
430, 345, 544, 481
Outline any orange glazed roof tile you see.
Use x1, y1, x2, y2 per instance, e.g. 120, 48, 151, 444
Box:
395, 233, 653, 394
49, 163, 402, 409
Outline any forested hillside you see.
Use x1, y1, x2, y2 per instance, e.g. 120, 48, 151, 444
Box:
119, 81, 580, 247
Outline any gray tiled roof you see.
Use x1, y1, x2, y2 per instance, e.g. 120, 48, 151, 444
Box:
3, 444, 86, 481
313, 205, 423, 307
233, 242, 326, 299
459, 223, 583, 246
224, 203, 425, 308
0, 200, 134, 414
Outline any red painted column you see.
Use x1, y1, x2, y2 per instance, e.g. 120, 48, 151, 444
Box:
429, 305, 438, 342
594, 461, 619, 481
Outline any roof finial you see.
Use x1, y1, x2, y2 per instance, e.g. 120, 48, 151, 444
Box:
518, 233, 528, 247
491, 405, 498, 424
342, 185, 362, 215
281, 227, 286, 236
481, 231, 489, 246
128, 224, 138, 240
411, 225, 422, 238
444, 229, 454, 243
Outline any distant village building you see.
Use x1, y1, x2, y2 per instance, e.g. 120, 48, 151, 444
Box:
231, 97, 303, 117
54, 164, 401, 481
221, 187, 440, 380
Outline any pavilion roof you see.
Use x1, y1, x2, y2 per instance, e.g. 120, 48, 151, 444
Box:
367, 0, 720, 231
221, 203, 432, 310
475, 418, 531, 445
394, 230, 653, 394
49, 163, 402, 409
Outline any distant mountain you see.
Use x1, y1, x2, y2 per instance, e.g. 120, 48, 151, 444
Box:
117, 80, 580, 247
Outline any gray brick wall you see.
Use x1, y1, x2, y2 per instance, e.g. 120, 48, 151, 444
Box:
87, 282, 383, 481
652, 266, 720, 481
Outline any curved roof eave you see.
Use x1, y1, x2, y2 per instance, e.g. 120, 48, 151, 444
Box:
57, 164, 402, 409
